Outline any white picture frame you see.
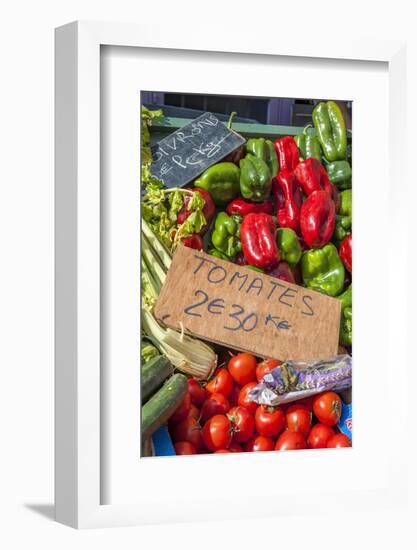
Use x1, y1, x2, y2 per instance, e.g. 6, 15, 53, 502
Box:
55, 21, 407, 529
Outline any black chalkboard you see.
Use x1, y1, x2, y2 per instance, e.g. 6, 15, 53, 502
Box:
150, 112, 245, 188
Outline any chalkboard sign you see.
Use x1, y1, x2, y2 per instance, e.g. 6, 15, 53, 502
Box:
150, 112, 245, 188
154, 246, 342, 362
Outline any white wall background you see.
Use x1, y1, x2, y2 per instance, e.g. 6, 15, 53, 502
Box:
0, 1, 416, 548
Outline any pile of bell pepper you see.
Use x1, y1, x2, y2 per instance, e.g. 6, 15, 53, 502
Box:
181, 101, 352, 349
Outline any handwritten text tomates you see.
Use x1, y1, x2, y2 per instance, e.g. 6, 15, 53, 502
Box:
154, 246, 341, 361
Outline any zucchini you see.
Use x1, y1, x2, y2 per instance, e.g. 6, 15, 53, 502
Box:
141, 355, 173, 404
141, 373, 188, 438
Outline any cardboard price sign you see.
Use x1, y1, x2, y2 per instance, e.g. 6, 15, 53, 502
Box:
150, 112, 245, 188
154, 246, 342, 361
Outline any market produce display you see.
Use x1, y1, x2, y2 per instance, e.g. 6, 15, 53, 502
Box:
140, 100, 352, 456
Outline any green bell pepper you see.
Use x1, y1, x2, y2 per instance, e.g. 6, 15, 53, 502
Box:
337, 284, 352, 346
333, 216, 351, 246
239, 156, 272, 202
347, 142, 352, 165
312, 101, 347, 162
338, 189, 352, 217
333, 189, 352, 245
211, 212, 242, 258
326, 160, 352, 189
337, 284, 352, 310
194, 162, 240, 207
294, 125, 322, 162
340, 307, 352, 346
276, 228, 302, 267
207, 248, 229, 261
301, 243, 345, 297
245, 138, 279, 177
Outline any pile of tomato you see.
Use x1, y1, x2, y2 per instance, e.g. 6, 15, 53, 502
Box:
169, 352, 351, 455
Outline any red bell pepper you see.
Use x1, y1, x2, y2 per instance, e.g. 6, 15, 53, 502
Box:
272, 170, 303, 233
300, 190, 335, 248
294, 158, 340, 210
274, 136, 300, 173
241, 213, 280, 270
226, 197, 274, 217
182, 234, 204, 250
176, 188, 216, 235
267, 262, 296, 284
339, 234, 352, 272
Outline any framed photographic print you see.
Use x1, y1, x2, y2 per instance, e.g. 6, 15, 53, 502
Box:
55, 21, 407, 528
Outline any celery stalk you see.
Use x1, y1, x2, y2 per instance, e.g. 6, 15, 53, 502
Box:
141, 222, 217, 380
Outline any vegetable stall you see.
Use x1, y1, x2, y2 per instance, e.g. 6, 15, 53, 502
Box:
140, 101, 352, 456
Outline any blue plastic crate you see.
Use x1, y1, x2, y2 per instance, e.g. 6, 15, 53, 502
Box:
151, 425, 176, 456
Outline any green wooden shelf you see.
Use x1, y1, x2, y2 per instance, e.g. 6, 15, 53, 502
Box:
150, 116, 352, 145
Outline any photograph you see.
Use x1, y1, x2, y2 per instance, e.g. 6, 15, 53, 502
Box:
0, 0, 412, 541
140, 92, 353, 457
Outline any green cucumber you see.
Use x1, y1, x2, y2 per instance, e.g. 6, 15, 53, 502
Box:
141, 373, 188, 438
141, 355, 173, 404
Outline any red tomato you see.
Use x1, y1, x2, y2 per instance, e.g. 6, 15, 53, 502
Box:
244, 435, 274, 452
169, 392, 191, 424
174, 441, 197, 455
256, 358, 280, 382
255, 405, 285, 438
227, 353, 257, 385
215, 449, 231, 454
188, 403, 200, 421
237, 382, 258, 415
228, 442, 243, 453
327, 433, 351, 448
228, 406, 255, 443
275, 430, 307, 451
171, 416, 203, 451
187, 378, 207, 407
200, 393, 230, 423
307, 423, 335, 449
295, 396, 314, 411
202, 415, 232, 451
313, 392, 342, 426
206, 368, 233, 398
285, 403, 312, 437
229, 384, 241, 407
